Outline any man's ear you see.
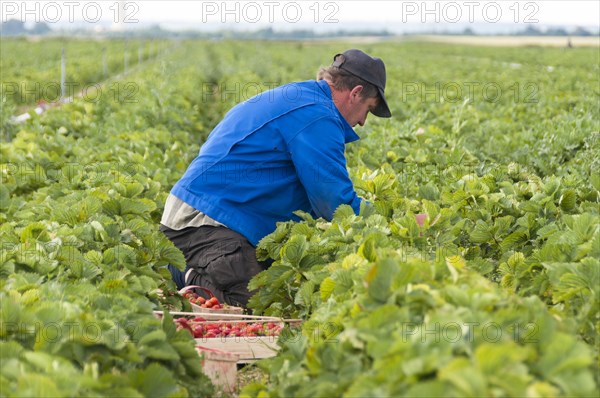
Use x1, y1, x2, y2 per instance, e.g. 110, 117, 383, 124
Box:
349, 85, 364, 102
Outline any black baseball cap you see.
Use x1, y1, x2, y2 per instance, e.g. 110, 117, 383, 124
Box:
332, 49, 392, 118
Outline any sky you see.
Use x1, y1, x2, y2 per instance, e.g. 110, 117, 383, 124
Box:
2, 1, 599, 32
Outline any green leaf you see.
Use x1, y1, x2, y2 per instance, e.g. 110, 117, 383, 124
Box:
419, 184, 440, 201
445, 255, 465, 282
129, 363, 181, 398
156, 235, 186, 270
590, 173, 600, 191
438, 358, 487, 397
19, 222, 50, 243
16, 374, 61, 397
366, 259, 399, 303
500, 230, 527, 252
320, 277, 336, 300
295, 281, 315, 307
115, 182, 145, 198
358, 236, 377, 262
469, 221, 493, 243
0, 184, 10, 211
138, 330, 180, 361
161, 311, 177, 339
536, 332, 594, 395
282, 235, 308, 267
559, 189, 577, 212
290, 223, 314, 238
333, 204, 356, 221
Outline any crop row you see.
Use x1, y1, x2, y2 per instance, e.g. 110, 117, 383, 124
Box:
241, 42, 599, 396
1, 41, 223, 396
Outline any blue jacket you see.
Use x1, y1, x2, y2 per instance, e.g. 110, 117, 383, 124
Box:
170, 79, 363, 246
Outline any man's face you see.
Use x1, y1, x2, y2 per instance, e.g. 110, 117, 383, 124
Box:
337, 85, 379, 128
348, 95, 378, 127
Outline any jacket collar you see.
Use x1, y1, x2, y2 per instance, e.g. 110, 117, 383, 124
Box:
317, 80, 361, 144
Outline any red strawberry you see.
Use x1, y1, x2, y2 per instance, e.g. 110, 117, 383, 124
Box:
192, 325, 204, 338
415, 213, 427, 227
207, 297, 219, 306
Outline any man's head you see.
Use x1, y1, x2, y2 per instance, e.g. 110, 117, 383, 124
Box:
318, 49, 391, 127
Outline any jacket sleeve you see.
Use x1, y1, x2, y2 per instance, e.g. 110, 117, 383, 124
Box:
287, 116, 362, 220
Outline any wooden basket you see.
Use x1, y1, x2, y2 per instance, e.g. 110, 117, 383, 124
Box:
179, 285, 244, 315
191, 316, 284, 362
155, 311, 302, 363
158, 310, 288, 363
195, 346, 239, 393
197, 335, 279, 363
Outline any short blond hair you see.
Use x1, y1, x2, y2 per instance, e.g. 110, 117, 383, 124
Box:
317, 66, 379, 99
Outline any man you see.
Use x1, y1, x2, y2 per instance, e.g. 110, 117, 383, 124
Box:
161, 49, 392, 307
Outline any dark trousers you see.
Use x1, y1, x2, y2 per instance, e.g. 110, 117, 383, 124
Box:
160, 225, 270, 307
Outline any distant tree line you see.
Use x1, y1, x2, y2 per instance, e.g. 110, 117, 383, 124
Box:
516, 25, 594, 36
0, 18, 596, 38
430, 26, 595, 36
1, 20, 51, 35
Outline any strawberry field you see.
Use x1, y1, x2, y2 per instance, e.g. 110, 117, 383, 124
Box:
1, 39, 598, 397
1, 38, 167, 107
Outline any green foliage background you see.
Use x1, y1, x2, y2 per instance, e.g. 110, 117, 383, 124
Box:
1, 39, 598, 397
